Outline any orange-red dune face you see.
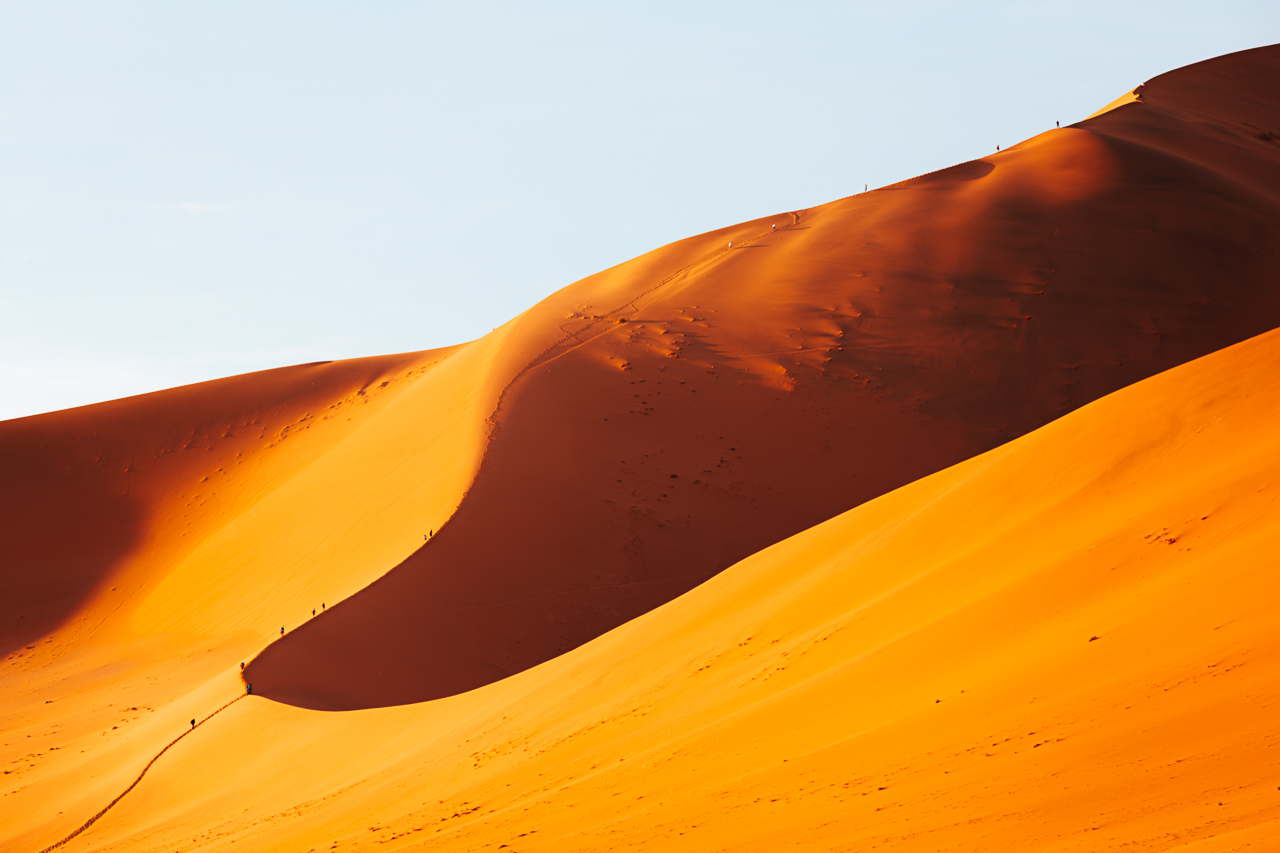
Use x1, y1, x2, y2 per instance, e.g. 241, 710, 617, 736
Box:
247, 44, 1280, 709
0, 353, 426, 656
11, 270, 1280, 853
6, 43, 1280, 853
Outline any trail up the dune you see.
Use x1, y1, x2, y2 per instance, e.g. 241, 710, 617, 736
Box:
34, 694, 245, 853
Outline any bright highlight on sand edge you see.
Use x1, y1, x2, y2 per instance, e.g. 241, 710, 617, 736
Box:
5, 42, 1280, 852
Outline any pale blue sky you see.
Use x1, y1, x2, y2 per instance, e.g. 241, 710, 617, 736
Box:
2, 2, 1276, 420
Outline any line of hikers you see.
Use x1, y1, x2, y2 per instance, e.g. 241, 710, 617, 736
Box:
233, 527, 438, 699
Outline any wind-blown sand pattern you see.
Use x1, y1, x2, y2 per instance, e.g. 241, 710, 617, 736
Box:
4, 44, 1280, 852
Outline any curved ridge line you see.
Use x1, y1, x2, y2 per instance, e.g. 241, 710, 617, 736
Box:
35, 693, 248, 853
380, 215, 803, 579
250, 214, 804, 675
481, 214, 806, 443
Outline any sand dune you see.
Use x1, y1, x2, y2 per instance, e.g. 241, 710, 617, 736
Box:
13, 267, 1280, 853
5, 43, 1280, 852
7, 45, 1280, 713
250, 43, 1280, 710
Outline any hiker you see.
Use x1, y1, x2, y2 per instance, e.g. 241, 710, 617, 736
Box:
772, 224, 776, 231
190, 719, 195, 729
240, 661, 244, 671
312, 608, 316, 616
246, 683, 252, 695
280, 626, 284, 636
322, 603, 326, 610
1056, 120, 1060, 127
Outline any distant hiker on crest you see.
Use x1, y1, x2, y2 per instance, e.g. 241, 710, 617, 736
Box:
246, 683, 252, 695
280, 626, 284, 636
322, 603, 326, 610
1056, 120, 1060, 127
240, 661, 244, 671
312, 608, 316, 616
190, 719, 196, 729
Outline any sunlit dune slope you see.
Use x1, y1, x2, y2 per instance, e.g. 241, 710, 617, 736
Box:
250, 44, 1280, 709
15, 288, 1280, 852
0, 342, 492, 661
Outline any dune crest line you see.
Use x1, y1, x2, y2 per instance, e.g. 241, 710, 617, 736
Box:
36, 693, 248, 853
482, 214, 803, 440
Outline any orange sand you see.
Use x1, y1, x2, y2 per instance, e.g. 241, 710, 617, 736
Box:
4, 44, 1280, 852
252, 42, 1280, 710
11, 263, 1280, 853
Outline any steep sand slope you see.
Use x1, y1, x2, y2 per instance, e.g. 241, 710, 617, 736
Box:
0, 346, 483, 657
0, 353, 426, 653
13, 288, 1280, 853
251, 44, 1280, 709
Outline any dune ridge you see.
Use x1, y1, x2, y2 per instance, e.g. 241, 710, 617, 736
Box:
252, 42, 1280, 709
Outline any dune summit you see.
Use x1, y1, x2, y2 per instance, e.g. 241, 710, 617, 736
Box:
4, 44, 1280, 853
249, 43, 1280, 709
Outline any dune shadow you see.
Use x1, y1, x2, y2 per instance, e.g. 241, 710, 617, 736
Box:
0, 419, 147, 659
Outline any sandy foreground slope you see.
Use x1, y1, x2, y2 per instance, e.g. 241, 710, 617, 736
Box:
10, 267, 1280, 853
4, 43, 1280, 851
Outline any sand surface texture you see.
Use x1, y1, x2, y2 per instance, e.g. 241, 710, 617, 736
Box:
3, 44, 1280, 852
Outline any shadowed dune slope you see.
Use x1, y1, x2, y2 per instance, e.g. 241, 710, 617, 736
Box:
15, 298, 1280, 853
248, 43, 1280, 709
